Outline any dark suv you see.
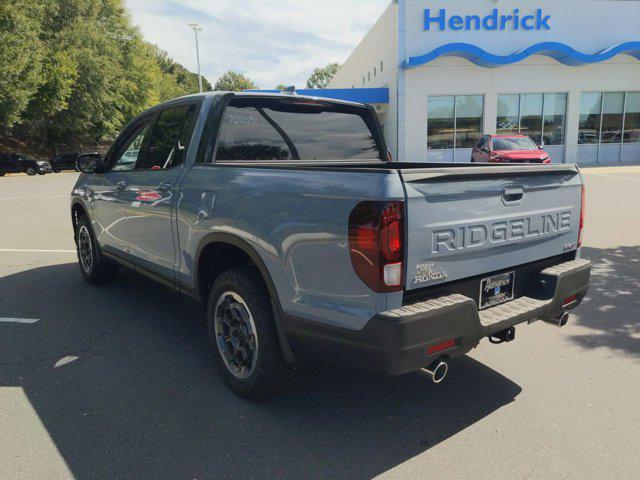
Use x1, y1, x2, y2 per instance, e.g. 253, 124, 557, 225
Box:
0, 153, 52, 176
50, 153, 80, 172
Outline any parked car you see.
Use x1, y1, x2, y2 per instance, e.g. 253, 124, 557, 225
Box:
50, 153, 80, 172
71, 92, 590, 397
0, 153, 51, 176
471, 135, 552, 163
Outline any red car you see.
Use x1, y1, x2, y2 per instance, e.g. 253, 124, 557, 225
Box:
471, 135, 551, 163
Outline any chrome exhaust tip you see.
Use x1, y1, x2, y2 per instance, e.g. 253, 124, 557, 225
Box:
544, 312, 569, 328
420, 360, 448, 384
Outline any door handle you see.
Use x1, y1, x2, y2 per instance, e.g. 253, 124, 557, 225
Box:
116, 181, 127, 191
502, 185, 524, 204
157, 182, 173, 193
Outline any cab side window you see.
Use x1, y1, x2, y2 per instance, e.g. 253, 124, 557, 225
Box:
113, 123, 152, 172
136, 105, 198, 170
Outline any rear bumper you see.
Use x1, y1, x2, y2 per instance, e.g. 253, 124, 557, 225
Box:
285, 259, 591, 375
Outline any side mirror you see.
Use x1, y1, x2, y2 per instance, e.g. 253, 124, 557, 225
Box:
76, 153, 104, 174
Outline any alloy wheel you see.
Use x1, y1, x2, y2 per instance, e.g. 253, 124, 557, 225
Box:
78, 226, 93, 273
214, 291, 259, 379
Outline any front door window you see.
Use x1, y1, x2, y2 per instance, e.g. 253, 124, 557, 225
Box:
113, 124, 152, 172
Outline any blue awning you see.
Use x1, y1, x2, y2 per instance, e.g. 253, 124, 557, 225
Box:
404, 42, 640, 68
245, 88, 389, 104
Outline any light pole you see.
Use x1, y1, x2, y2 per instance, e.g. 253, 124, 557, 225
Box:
188, 23, 203, 93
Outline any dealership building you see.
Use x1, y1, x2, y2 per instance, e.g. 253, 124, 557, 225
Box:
324, 0, 640, 165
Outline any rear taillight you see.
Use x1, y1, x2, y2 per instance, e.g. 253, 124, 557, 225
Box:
349, 201, 404, 292
578, 185, 586, 247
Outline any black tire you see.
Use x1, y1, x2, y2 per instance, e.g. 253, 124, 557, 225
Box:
0, 172, 5, 177
76, 215, 118, 284
25, 166, 36, 176
207, 267, 288, 398
53, 168, 61, 173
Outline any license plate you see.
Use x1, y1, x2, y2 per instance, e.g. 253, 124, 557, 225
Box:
479, 271, 515, 310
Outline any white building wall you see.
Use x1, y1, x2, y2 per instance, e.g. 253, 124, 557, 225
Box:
401, 0, 640, 164
328, 2, 399, 156
402, 0, 640, 59
332, 0, 640, 163
404, 56, 640, 163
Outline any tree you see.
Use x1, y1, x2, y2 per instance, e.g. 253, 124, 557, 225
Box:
35, 0, 156, 142
306, 63, 340, 89
275, 84, 288, 91
152, 46, 212, 95
0, 0, 210, 150
0, 0, 45, 128
214, 71, 258, 92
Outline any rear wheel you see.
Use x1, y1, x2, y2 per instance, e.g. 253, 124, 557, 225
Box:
207, 267, 288, 398
25, 166, 36, 176
76, 216, 118, 283
0, 172, 5, 177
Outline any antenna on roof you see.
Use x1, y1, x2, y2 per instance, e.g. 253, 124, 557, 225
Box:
281, 86, 297, 95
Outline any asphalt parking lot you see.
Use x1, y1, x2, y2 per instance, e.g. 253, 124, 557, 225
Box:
0, 168, 639, 480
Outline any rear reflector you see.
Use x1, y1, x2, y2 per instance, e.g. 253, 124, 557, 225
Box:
563, 294, 578, 306
427, 339, 456, 355
383, 262, 402, 287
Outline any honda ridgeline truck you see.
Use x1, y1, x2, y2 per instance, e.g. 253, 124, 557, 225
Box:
71, 92, 591, 397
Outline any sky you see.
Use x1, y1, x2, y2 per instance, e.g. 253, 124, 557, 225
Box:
124, 0, 390, 89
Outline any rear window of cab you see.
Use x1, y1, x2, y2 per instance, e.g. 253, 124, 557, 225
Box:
215, 98, 383, 161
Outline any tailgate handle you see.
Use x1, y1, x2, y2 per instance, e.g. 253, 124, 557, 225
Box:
502, 185, 524, 204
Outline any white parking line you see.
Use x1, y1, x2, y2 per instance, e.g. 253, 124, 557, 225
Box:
0, 191, 68, 201
0, 248, 75, 253
583, 172, 640, 183
0, 318, 39, 324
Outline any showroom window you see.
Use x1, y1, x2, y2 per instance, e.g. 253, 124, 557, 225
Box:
624, 92, 640, 143
579, 92, 640, 145
497, 93, 567, 146
427, 95, 483, 150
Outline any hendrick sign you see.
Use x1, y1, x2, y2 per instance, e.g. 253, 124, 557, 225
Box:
424, 8, 552, 31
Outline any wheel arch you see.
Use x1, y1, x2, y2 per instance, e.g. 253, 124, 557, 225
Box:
194, 233, 295, 364
71, 199, 90, 241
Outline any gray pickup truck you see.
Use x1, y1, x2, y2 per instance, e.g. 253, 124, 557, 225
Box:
71, 92, 591, 397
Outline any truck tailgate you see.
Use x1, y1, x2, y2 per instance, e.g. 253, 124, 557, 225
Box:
401, 165, 582, 291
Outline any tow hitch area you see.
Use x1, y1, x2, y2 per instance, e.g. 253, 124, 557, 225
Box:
489, 327, 516, 344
